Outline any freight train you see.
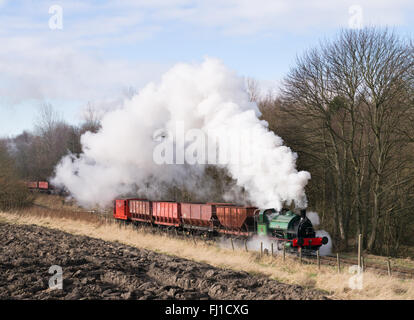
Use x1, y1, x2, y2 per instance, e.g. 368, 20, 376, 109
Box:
113, 198, 328, 252
25, 181, 67, 195
25, 181, 53, 194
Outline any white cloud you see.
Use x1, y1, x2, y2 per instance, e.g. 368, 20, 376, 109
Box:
0, 35, 169, 104
183, 0, 412, 34
101, 0, 412, 35
3, 1, 410, 40
0, 0, 412, 119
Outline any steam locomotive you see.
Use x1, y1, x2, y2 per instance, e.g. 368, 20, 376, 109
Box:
113, 198, 328, 252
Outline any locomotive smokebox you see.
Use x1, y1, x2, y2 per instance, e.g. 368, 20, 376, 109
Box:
300, 209, 306, 218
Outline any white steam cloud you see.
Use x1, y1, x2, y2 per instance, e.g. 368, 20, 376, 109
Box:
52, 58, 310, 209
315, 230, 332, 256
307, 211, 332, 256
306, 211, 320, 227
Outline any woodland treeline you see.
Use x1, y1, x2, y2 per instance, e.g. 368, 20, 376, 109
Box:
0, 104, 101, 210
0, 28, 413, 256
256, 28, 414, 255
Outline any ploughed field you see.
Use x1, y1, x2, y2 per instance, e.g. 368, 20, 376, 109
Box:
0, 223, 326, 300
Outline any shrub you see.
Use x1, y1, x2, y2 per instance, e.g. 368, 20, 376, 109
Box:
0, 142, 34, 210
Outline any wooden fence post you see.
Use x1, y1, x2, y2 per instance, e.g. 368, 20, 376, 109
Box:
230, 238, 234, 251
358, 234, 362, 270
299, 247, 302, 264
387, 259, 392, 276
337, 253, 341, 273
283, 244, 286, 262
317, 250, 320, 270
260, 242, 263, 258
361, 256, 365, 273
244, 240, 248, 252
271, 243, 274, 257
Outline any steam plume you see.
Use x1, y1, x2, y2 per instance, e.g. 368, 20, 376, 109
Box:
52, 58, 310, 209
307, 211, 333, 256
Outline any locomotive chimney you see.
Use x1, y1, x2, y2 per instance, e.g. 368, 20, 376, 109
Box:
300, 209, 306, 218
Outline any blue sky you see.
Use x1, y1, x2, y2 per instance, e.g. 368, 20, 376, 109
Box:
0, 0, 413, 137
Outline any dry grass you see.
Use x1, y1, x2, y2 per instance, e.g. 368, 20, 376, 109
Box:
1, 208, 413, 300
340, 252, 414, 271
34, 194, 90, 212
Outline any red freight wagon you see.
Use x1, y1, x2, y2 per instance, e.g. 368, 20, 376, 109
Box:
129, 199, 152, 223
27, 181, 38, 189
113, 198, 143, 220
181, 203, 217, 230
152, 201, 181, 227
216, 205, 258, 236
38, 181, 49, 190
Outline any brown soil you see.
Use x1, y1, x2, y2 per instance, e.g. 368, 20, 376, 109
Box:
0, 223, 327, 300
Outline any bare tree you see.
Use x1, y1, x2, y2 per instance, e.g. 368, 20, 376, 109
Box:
35, 103, 61, 136
246, 77, 261, 103
30, 103, 74, 179
281, 28, 414, 252
0, 141, 34, 210
81, 102, 102, 134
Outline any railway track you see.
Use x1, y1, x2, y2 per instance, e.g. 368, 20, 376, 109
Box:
286, 250, 414, 279
30, 203, 414, 279
319, 254, 413, 279
124, 218, 414, 279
